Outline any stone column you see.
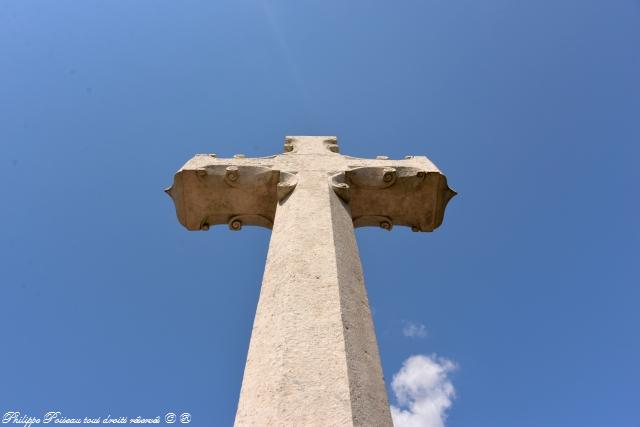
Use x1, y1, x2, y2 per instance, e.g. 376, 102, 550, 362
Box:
234, 169, 392, 426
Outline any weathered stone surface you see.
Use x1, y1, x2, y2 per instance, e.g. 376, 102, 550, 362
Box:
165, 136, 456, 426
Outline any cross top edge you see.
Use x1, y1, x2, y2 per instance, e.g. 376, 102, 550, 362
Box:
284, 135, 340, 154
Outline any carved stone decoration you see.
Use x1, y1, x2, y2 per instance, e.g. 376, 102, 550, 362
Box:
352, 214, 394, 230
345, 166, 456, 232
164, 136, 456, 426
276, 171, 298, 201
165, 165, 280, 230
380, 219, 393, 230
324, 136, 340, 153
229, 218, 242, 230
329, 171, 351, 203
228, 214, 273, 231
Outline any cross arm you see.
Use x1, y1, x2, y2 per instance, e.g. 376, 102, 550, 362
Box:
165, 154, 297, 231
330, 156, 456, 232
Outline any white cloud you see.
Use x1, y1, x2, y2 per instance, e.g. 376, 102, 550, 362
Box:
390, 354, 457, 427
402, 321, 428, 338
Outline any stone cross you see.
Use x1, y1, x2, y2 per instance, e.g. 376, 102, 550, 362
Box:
165, 136, 456, 426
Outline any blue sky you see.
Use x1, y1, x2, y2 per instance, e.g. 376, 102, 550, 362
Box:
1, 1, 638, 426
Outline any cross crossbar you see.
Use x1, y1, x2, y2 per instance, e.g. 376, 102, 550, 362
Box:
166, 136, 455, 232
